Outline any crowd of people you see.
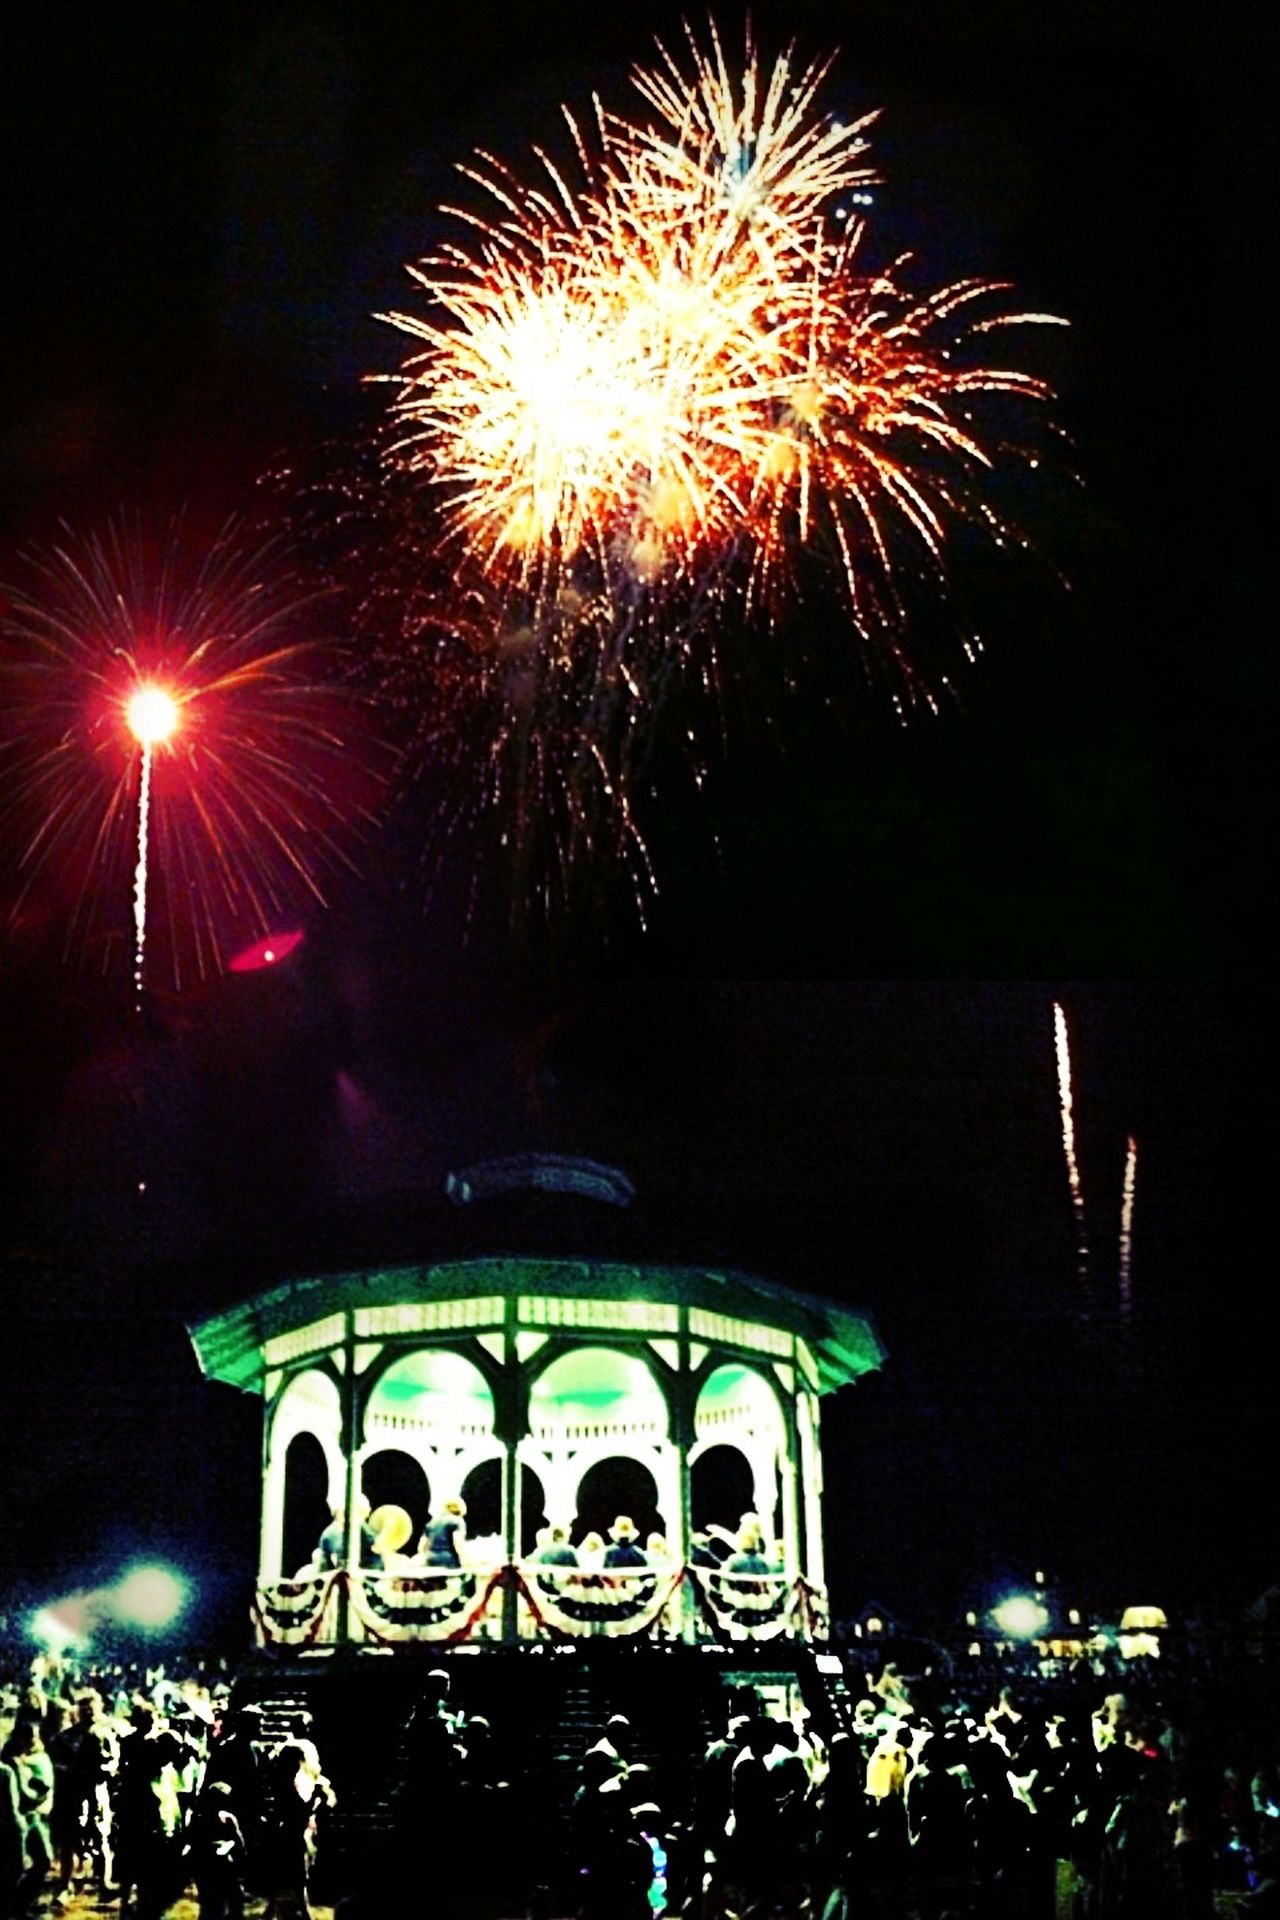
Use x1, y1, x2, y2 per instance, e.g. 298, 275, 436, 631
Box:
3, 1627, 1280, 1918
0, 1653, 334, 1919
343, 1641, 1280, 1918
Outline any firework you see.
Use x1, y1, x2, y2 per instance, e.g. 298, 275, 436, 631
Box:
1118, 1132, 1137, 1321
380, 23, 1060, 623
363, 22, 1064, 916
0, 517, 373, 992
1053, 1001, 1089, 1284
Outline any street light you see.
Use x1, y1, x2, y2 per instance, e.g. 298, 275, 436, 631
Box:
113, 1565, 188, 1631
992, 1595, 1049, 1639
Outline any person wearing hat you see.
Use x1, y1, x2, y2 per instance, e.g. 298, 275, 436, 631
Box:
603, 1517, 648, 1570
419, 1498, 467, 1570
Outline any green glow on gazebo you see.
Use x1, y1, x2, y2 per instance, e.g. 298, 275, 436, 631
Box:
188, 1161, 886, 1650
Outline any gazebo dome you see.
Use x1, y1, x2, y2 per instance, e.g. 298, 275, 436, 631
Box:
188, 1154, 885, 1650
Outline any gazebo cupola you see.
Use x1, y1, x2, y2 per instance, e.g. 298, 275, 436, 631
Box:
188, 1154, 885, 1649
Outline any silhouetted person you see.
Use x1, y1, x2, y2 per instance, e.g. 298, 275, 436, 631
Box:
260, 1742, 334, 1920
5, 1720, 54, 1918
189, 1780, 247, 1920
203, 1702, 265, 1893
0, 1756, 24, 1920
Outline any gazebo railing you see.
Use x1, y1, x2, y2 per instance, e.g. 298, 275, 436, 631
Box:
252, 1564, 826, 1650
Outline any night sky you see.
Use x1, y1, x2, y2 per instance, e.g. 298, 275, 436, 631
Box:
0, 2, 1264, 1643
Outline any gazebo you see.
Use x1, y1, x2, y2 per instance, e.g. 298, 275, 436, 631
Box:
188, 1155, 885, 1652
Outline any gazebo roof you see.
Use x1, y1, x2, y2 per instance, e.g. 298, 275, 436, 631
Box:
189, 1251, 885, 1399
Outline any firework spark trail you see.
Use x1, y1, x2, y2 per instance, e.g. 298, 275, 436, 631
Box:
125, 683, 178, 1009
1119, 1132, 1138, 1321
1053, 1001, 1089, 1284
0, 518, 375, 988
132, 740, 153, 1010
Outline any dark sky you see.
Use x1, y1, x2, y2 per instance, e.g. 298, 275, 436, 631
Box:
0, 2, 1266, 1640
0, 0, 1263, 974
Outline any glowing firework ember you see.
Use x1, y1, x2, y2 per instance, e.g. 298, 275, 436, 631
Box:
1053, 1001, 1089, 1285
126, 686, 178, 747
1119, 1132, 1137, 1321
0, 518, 374, 991
364, 20, 1065, 916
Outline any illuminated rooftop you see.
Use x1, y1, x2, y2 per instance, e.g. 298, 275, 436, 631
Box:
190, 1251, 884, 1398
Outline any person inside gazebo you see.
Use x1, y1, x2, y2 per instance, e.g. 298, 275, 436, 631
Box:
707, 1512, 766, 1560
602, 1517, 648, 1571
726, 1522, 774, 1577
532, 1525, 580, 1570
418, 1498, 467, 1569
577, 1532, 606, 1577
311, 1497, 373, 1574
314, 1505, 345, 1571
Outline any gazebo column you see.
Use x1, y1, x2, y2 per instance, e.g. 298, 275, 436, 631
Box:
675, 1320, 696, 1642
779, 1455, 800, 1588
798, 1389, 825, 1596
778, 1375, 803, 1594
260, 1415, 285, 1584
336, 1327, 362, 1643
498, 1318, 523, 1643
653, 1441, 681, 1554
748, 1445, 779, 1546
542, 1451, 576, 1533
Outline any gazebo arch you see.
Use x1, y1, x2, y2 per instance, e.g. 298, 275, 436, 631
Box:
691, 1362, 789, 1564
262, 1367, 342, 1581
358, 1449, 433, 1544
573, 1455, 663, 1545
357, 1346, 499, 1521
281, 1432, 330, 1582
522, 1344, 674, 1536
